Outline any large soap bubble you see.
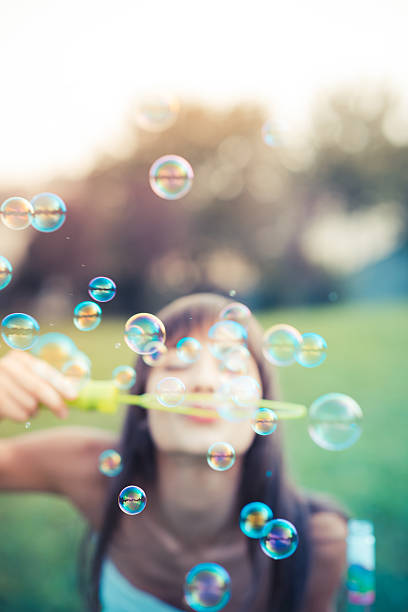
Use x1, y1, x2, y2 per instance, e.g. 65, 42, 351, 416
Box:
124, 313, 166, 355
30, 193, 66, 232
184, 562, 231, 612
308, 392, 363, 451
149, 155, 194, 200
1, 313, 40, 350
31, 332, 77, 370
262, 324, 302, 367
1, 197, 33, 230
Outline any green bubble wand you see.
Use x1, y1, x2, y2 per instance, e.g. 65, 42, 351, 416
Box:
68, 380, 306, 420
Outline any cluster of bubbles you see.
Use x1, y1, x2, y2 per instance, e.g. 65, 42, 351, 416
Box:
262, 324, 327, 368
99, 449, 123, 477
73, 276, 116, 332
118, 485, 146, 515
30, 332, 92, 390
239, 502, 298, 560
184, 562, 231, 612
0, 193, 66, 232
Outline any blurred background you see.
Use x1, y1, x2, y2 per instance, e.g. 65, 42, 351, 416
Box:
0, 0, 407, 610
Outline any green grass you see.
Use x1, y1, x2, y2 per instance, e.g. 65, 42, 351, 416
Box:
0, 300, 407, 610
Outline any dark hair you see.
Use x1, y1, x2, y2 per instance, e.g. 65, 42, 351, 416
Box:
83, 293, 345, 611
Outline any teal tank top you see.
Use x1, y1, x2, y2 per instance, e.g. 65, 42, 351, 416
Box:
100, 559, 183, 612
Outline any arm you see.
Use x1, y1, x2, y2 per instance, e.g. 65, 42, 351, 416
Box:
302, 512, 348, 612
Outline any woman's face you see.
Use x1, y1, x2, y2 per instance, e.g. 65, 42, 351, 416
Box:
145, 324, 261, 457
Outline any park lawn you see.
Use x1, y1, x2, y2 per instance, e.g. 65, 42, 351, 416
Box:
0, 300, 407, 611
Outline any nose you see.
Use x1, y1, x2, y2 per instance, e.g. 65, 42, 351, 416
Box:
190, 344, 219, 394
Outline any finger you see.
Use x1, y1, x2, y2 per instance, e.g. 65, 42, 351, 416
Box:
0, 389, 31, 422
15, 353, 78, 400
0, 358, 68, 419
0, 372, 38, 415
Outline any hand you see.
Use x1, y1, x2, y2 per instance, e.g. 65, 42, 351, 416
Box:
0, 350, 78, 422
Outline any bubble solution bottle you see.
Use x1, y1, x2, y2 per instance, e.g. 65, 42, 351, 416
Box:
346, 519, 375, 610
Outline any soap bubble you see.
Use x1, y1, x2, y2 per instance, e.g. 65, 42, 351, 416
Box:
124, 313, 166, 355
149, 155, 194, 200
1, 313, 39, 350
177, 337, 202, 364
30, 193, 66, 232
251, 407, 278, 436
99, 449, 123, 477
112, 365, 136, 390
240, 502, 273, 539
229, 289, 236, 297
62, 352, 91, 389
207, 442, 236, 471
220, 345, 250, 375
260, 519, 299, 560
136, 93, 179, 132
118, 485, 146, 515
296, 332, 327, 368
219, 302, 251, 328
25, 421, 31, 430
156, 376, 185, 407
261, 120, 278, 147
73, 301, 102, 331
230, 375, 261, 408
184, 562, 231, 612
142, 341, 168, 367
208, 320, 247, 360
262, 324, 302, 366
88, 276, 117, 302
31, 332, 77, 370
0, 256, 12, 290
308, 393, 363, 451
0, 196, 33, 230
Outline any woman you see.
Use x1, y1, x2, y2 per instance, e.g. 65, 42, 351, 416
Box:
0, 293, 347, 611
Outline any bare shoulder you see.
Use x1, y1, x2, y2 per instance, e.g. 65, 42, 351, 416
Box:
302, 512, 348, 612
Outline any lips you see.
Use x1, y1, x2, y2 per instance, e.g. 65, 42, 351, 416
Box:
185, 405, 219, 423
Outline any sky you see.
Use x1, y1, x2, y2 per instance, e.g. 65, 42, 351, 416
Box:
0, 0, 407, 186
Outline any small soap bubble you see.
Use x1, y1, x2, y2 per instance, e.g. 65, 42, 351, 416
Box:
216, 382, 251, 422
229, 289, 236, 297
262, 324, 302, 367
0, 255, 13, 290
112, 365, 136, 390
220, 345, 250, 375
31, 332, 77, 370
62, 352, 91, 389
208, 320, 247, 360
99, 449, 123, 477
88, 276, 117, 302
30, 193, 66, 232
177, 337, 202, 364
260, 519, 299, 560
184, 562, 231, 612
265, 470, 272, 478
156, 376, 185, 407
308, 393, 362, 451
73, 301, 102, 331
149, 155, 194, 200
230, 375, 261, 408
219, 302, 251, 328
25, 421, 31, 430
124, 313, 166, 355
1, 313, 40, 350
136, 93, 179, 132
261, 120, 278, 147
240, 502, 273, 539
118, 485, 146, 515
142, 341, 168, 367
207, 442, 236, 472
296, 332, 327, 368
251, 407, 278, 436
114, 342, 121, 349
1, 196, 33, 230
